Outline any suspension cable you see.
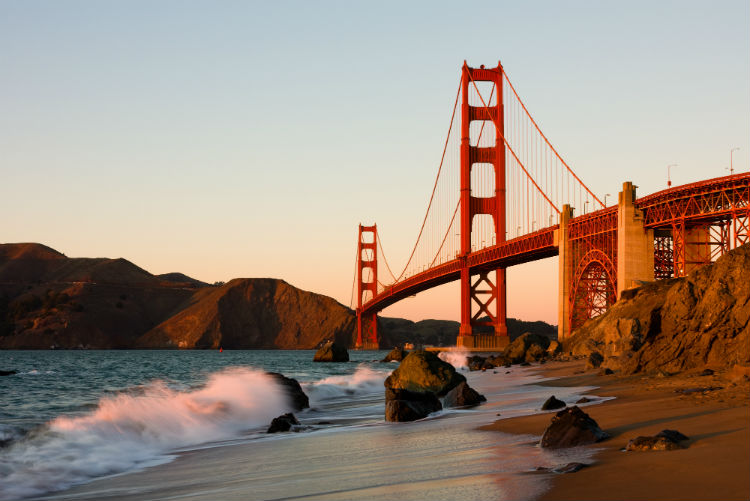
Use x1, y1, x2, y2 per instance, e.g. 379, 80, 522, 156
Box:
469, 73, 561, 215
503, 72, 604, 207
383, 75, 462, 282
349, 239, 359, 309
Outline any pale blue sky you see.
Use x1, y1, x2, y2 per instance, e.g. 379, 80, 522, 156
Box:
2, 1, 748, 323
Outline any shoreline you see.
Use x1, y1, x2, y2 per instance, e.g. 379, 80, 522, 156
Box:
481, 360, 750, 501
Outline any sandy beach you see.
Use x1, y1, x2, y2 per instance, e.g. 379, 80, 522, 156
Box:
483, 360, 750, 501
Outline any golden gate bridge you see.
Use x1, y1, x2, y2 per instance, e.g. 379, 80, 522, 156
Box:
352, 61, 750, 350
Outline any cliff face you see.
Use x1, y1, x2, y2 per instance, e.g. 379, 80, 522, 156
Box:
567, 244, 750, 374
137, 278, 355, 349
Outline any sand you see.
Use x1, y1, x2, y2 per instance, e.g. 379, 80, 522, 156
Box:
481, 360, 750, 501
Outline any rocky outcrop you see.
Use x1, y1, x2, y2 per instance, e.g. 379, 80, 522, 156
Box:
567, 244, 750, 375
313, 341, 349, 362
505, 332, 551, 364
266, 372, 309, 411
381, 347, 408, 363
540, 406, 610, 448
384, 351, 484, 421
267, 413, 300, 433
384, 388, 442, 422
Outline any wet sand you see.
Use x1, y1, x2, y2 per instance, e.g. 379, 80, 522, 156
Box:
482, 360, 750, 501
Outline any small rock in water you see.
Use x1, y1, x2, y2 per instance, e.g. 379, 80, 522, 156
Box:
0, 370, 17, 376
313, 341, 349, 362
442, 381, 486, 408
553, 462, 589, 473
266, 372, 310, 411
541, 395, 566, 410
576, 397, 593, 404
267, 413, 300, 433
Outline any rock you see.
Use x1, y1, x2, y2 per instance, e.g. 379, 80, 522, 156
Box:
546, 340, 561, 355
313, 341, 349, 362
541, 395, 566, 410
520, 361, 531, 366
505, 332, 551, 364
525, 343, 546, 363
700, 368, 715, 376
385, 388, 442, 422
586, 351, 604, 370
384, 350, 465, 396
575, 397, 593, 404
626, 435, 684, 451
0, 370, 17, 376
442, 381, 487, 408
468, 355, 487, 371
266, 372, 309, 411
381, 347, 408, 363
656, 429, 689, 442
540, 406, 610, 448
567, 245, 750, 375
598, 367, 614, 376
553, 462, 589, 473
267, 413, 300, 433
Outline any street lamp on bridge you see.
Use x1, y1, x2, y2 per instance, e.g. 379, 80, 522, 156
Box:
667, 164, 678, 187
603, 193, 611, 206
730, 147, 740, 174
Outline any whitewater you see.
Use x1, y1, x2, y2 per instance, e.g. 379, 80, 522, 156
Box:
0, 350, 602, 501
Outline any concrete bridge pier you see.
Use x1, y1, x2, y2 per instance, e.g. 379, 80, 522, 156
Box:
617, 182, 654, 296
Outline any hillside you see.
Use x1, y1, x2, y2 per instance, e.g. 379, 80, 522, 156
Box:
0, 243, 557, 349
566, 243, 750, 374
137, 278, 355, 349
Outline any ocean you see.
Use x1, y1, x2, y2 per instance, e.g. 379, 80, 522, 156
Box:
0, 350, 602, 501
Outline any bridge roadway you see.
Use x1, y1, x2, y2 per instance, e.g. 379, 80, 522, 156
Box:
361, 172, 750, 317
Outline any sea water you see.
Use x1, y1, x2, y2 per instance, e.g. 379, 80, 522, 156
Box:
0, 350, 602, 501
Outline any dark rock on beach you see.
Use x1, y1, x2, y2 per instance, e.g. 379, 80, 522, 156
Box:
385, 388, 442, 422
267, 413, 300, 433
266, 372, 309, 411
540, 406, 610, 448
586, 351, 604, 370
442, 381, 487, 408
541, 395, 566, 410
505, 332, 551, 364
626, 429, 690, 451
313, 341, 349, 362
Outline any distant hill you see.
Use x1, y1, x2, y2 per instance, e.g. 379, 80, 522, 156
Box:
0, 243, 557, 349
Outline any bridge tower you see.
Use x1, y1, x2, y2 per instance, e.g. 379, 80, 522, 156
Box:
355, 224, 379, 350
457, 62, 509, 350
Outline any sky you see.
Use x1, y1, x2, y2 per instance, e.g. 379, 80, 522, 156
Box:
1, 0, 748, 325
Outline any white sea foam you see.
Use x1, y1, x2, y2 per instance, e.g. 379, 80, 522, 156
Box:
438, 348, 470, 369
303, 367, 387, 404
0, 367, 290, 500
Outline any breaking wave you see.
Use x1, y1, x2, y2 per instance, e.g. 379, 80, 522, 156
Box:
0, 368, 290, 499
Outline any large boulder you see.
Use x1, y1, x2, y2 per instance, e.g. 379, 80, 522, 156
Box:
384, 350, 465, 396
266, 372, 309, 411
385, 388, 442, 422
381, 347, 408, 363
442, 381, 486, 408
313, 341, 349, 362
540, 406, 610, 448
505, 333, 551, 364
